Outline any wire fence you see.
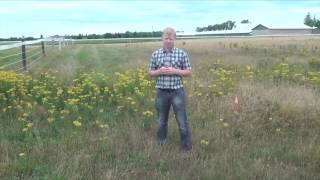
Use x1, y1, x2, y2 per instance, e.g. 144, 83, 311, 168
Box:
0, 35, 72, 72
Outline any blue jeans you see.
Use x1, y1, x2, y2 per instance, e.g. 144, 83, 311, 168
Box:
155, 87, 192, 151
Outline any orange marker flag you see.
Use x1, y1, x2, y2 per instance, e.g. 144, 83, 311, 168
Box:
234, 96, 239, 104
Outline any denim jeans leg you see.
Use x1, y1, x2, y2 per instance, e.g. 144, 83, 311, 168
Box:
155, 89, 171, 143
172, 88, 192, 150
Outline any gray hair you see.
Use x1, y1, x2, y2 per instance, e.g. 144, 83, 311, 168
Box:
162, 27, 176, 38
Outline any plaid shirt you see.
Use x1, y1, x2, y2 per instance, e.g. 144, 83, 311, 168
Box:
148, 47, 191, 89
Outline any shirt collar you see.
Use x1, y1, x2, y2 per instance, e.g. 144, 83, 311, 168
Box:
162, 47, 174, 54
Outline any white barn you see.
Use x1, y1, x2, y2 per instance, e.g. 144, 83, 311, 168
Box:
251, 24, 315, 36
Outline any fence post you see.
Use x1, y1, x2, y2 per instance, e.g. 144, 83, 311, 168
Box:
41, 35, 46, 56
21, 36, 27, 71
59, 40, 62, 51
63, 38, 66, 47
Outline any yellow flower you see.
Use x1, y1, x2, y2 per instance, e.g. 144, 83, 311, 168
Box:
60, 110, 70, 116
42, 97, 48, 103
200, 139, 209, 145
67, 98, 79, 106
26, 123, 33, 128
73, 120, 82, 127
143, 111, 154, 118
47, 117, 54, 123
21, 128, 28, 132
246, 65, 251, 71
19, 153, 25, 157
48, 109, 55, 114
57, 89, 63, 96
99, 124, 109, 129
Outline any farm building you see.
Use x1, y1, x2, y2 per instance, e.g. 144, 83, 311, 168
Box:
177, 24, 319, 37
251, 24, 316, 36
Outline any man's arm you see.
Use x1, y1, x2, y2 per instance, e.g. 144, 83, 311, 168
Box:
176, 68, 192, 77
149, 67, 191, 77
148, 69, 161, 77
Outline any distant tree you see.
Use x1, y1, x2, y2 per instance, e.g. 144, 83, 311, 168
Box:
77, 33, 83, 39
103, 33, 112, 38
197, 26, 203, 32
24, 37, 35, 41
9, 37, 19, 41
315, 19, 320, 29
196, 20, 236, 32
87, 34, 97, 39
241, 19, 250, 24
303, 13, 320, 29
304, 12, 314, 27
225, 20, 236, 30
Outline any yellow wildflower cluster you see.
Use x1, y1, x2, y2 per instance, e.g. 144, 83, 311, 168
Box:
99, 124, 109, 129
21, 122, 33, 132
143, 111, 154, 118
73, 117, 82, 127
200, 139, 209, 145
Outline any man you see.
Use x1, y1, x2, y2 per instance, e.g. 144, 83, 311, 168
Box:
148, 27, 192, 151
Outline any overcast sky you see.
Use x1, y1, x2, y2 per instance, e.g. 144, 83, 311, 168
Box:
0, 0, 320, 38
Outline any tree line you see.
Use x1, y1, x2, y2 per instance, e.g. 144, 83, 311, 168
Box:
65, 31, 162, 39
0, 37, 36, 41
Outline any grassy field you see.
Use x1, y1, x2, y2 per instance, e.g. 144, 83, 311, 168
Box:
1, 36, 320, 179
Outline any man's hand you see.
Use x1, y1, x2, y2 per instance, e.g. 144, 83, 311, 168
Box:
158, 67, 178, 75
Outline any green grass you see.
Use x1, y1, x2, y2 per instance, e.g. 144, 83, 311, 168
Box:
27, 44, 153, 81
72, 38, 162, 45
1, 36, 320, 179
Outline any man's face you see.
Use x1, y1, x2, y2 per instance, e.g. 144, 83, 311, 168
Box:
162, 34, 175, 50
